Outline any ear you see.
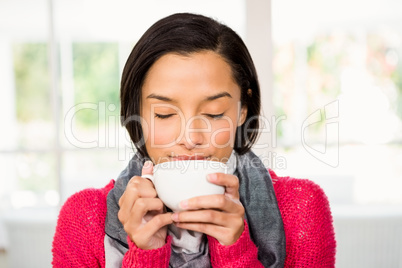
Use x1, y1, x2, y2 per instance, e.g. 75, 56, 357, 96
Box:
238, 105, 248, 127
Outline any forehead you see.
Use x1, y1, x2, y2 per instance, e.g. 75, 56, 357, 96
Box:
142, 51, 241, 101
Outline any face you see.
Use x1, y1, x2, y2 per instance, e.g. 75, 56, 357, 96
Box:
140, 51, 247, 164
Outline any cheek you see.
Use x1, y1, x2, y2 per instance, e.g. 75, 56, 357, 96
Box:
210, 121, 236, 146
213, 131, 231, 145
146, 121, 178, 146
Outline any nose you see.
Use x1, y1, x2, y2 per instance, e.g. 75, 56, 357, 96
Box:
178, 116, 208, 150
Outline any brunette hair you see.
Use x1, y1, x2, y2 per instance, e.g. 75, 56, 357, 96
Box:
120, 13, 261, 156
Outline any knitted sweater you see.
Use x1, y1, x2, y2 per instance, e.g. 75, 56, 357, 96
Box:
270, 171, 336, 267
52, 170, 336, 267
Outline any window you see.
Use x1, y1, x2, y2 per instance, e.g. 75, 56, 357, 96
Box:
2, 0, 400, 210
272, 0, 402, 204
0, 0, 246, 210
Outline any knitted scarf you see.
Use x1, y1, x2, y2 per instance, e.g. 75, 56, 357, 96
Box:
105, 150, 286, 267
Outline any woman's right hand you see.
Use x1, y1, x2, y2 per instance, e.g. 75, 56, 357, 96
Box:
118, 161, 173, 250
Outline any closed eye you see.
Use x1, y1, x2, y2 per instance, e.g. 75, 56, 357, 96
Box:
204, 113, 224, 119
155, 113, 175, 119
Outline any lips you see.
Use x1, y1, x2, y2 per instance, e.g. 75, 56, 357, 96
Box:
170, 155, 209, 161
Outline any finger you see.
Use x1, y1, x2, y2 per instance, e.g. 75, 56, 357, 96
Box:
127, 176, 157, 198
119, 176, 156, 216
180, 194, 243, 214
172, 209, 236, 226
124, 198, 170, 247
131, 213, 173, 249
175, 220, 244, 246
141, 213, 173, 237
142, 160, 154, 176
207, 173, 240, 199
174, 222, 237, 246
174, 222, 223, 237
118, 178, 141, 222
130, 198, 166, 224
119, 177, 139, 207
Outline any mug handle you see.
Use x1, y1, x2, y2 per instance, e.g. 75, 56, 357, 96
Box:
142, 174, 155, 184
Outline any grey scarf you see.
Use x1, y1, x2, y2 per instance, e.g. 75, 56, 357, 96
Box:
105, 150, 286, 267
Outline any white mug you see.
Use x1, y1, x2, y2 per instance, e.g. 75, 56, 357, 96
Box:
142, 160, 227, 211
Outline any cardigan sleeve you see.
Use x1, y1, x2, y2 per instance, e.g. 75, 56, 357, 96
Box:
52, 186, 110, 267
122, 236, 172, 268
53, 181, 172, 268
207, 220, 264, 268
270, 170, 336, 267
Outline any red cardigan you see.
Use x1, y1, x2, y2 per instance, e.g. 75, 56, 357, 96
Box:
52, 170, 336, 267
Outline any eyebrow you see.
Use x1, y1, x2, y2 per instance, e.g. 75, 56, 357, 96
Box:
205, 92, 232, 101
146, 93, 173, 102
146, 92, 232, 102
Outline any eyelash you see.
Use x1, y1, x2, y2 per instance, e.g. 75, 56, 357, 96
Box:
154, 113, 224, 119
205, 113, 224, 119
155, 113, 175, 119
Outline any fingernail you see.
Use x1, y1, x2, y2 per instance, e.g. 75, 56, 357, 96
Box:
144, 160, 153, 168
171, 213, 179, 222
180, 200, 188, 209
207, 173, 217, 182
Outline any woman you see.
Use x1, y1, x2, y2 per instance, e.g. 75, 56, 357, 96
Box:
52, 13, 286, 267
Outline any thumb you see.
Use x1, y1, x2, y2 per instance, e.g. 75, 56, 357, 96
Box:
142, 160, 154, 176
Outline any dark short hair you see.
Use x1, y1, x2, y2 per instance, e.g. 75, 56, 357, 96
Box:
120, 13, 261, 156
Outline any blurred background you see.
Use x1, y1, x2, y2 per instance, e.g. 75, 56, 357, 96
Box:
0, 0, 401, 267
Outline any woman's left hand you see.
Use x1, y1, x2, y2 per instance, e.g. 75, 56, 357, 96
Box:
171, 173, 245, 246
